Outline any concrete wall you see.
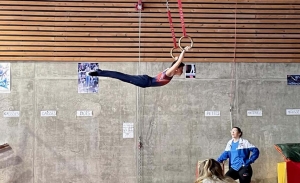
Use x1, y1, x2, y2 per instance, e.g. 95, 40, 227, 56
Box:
0, 62, 299, 183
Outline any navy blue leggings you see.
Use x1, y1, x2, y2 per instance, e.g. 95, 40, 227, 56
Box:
225, 166, 253, 183
90, 69, 153, 88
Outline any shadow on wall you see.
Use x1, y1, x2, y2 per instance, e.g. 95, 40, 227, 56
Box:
2, 124, 96, 183
10, 170, 33, 183
0, 145, 33, 183
0, 145, 22, 169
23, 125, 94, 183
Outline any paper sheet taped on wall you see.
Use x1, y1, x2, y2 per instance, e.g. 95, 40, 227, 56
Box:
123, 123, 134, 139
0, 63, 10, 93
78, 63, 99, 93
287, 75, 300, 85
185, 64, 196, 78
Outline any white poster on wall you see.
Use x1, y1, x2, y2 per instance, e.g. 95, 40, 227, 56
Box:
185, 64, 196, 78
78, 63, 99, 93
205, 111, 221, 117
247, 110, 263, 117
286, 109, 300, 116
0, 63, 10, 93
123, 123, 134, 139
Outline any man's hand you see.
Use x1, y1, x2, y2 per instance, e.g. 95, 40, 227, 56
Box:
184, 46, 191, 52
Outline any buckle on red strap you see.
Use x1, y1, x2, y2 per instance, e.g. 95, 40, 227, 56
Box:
135, 0, 144, 10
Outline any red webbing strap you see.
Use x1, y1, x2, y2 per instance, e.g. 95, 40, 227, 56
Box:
167, 9, 178, 48
177, 0, 186, 37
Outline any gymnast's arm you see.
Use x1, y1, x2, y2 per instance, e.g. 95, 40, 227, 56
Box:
166, 46, 190, 77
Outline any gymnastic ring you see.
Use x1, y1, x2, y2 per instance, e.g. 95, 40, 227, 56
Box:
170, 47, 182, 60
178, 35, 193, 50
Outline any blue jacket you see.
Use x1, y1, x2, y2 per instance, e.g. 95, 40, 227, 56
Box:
217, 138, 259, 170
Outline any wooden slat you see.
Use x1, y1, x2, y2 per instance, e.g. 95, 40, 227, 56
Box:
1, 1, 300, 9
2, 31, 300, 39
1, 36, 300, 45
0, 41, 234, 47
1, 0, 298, 3
0, 57, 298, 63
1, 52, 300, 59
1, 26, 300, 34
2, 21, 300, 30
1, 46, 299, 53
2, 41, 300, 49
1, 16, 300, 24
1, 5, 300, 14
1, 11, 300, 20
1, 0, 297, 3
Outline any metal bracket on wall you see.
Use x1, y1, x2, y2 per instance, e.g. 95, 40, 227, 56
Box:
0, 143, 11, 152
135, 0, 144, 10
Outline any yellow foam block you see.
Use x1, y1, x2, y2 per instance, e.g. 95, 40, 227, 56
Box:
278, 162, 287, 183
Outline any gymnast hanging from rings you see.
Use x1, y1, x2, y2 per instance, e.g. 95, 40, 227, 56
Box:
87, 46, 191, 88
88, 0, 193, 88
